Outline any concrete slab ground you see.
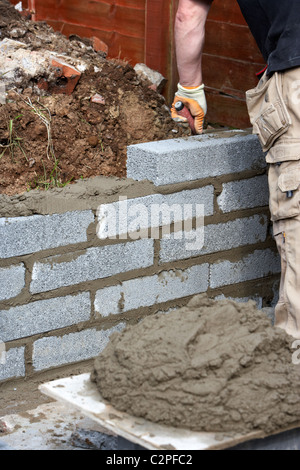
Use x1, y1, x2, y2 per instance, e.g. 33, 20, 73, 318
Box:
0, 401, 117, 450
2, 392, 299, 451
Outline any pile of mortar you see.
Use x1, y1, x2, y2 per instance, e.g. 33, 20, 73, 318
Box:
91, 295, 300, 435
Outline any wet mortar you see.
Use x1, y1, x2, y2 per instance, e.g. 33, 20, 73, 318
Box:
92, 294, 300, 435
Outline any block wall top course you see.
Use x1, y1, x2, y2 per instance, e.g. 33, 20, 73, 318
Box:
0, 132, 264, 218
127, 131, 266, 186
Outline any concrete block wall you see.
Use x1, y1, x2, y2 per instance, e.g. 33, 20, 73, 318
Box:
0, 130, 280, 385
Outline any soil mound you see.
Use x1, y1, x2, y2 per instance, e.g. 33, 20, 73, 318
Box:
0, 0, 189, 195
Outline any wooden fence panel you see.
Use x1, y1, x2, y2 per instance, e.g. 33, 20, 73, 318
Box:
203, 0, 265, 127
33, 0, 146, 65
8, 0, 266, 127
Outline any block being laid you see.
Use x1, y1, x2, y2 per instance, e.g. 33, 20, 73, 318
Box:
127, 132, 265, 186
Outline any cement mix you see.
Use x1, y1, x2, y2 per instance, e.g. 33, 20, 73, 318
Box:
0, 175, 156, 217
92, 295, 300, 435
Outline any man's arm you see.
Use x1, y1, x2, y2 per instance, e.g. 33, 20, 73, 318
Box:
172, 0, 213, 134
175, 0, 213, 87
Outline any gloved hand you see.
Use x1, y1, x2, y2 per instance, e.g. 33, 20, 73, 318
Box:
171, 83, 207, 134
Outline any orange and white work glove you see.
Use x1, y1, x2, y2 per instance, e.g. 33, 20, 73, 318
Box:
171, 83, 207, 134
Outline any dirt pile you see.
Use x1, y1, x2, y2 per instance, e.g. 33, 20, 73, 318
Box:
0, 0, 189, 196
92, 295, 300, 435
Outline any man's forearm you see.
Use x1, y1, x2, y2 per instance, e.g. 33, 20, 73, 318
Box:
175, 0, 213, 87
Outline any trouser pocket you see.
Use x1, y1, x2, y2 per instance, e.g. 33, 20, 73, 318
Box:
268, 161, 300, 222
246, 72, 291, 152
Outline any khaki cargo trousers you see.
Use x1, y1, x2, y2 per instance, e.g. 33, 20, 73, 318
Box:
246, 67, 300, 339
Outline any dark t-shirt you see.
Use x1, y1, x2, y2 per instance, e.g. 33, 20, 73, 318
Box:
236, 0, 300, 73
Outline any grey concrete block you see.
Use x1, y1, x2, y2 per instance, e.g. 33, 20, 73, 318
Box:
97, 186, 213, 239
32, 324, 125, 371
159, 214, 268, 263
0, 347, 25, 381
214, 294, 263, 309
30, 239, 154, 294
261, 307, 275, 325
0, 264, 25, 301
210, 249, 281, 289
217, 175, 269, 213
0, 292, 91, 342
95, 263, 209, 317
0, 211, 94, 259
127, 133, 265, 186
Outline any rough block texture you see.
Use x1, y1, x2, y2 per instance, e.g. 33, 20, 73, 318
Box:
127, 133, 265, 186
94, 264, 209, 317
0, 293, 91, 342
30, 239, 154, 293
0, 131, 280, 387
0, 211, 94, 259
0, 264, 25, 300
32, 324, 125, 371
0, 347, 25, 381
215, 294, 263, 309
210, 249, 281, 289
159, 215, 268, 263
217, 175, 269, 213
97, 186, 213, 239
